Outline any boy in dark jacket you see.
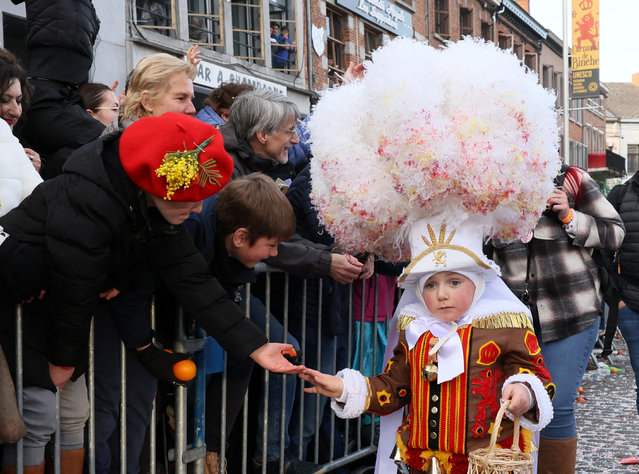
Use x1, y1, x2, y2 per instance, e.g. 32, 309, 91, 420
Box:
184, 173, 297, 472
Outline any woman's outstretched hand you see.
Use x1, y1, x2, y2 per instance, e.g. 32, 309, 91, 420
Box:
250, 343, 305, 374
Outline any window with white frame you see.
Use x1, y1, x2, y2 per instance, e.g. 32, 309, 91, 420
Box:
586, 97, 604, 118
570, 139, 588, 169
569, 98, 584, 125
188, 0, 223, 49
584, 124, 592, 151
231, 0, 263, 62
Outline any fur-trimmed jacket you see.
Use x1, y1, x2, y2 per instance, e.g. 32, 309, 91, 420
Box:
333, 311, 554, 473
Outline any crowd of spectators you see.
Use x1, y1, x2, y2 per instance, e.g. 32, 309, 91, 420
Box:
0, 2, 374, 474
0, 1, 631, 474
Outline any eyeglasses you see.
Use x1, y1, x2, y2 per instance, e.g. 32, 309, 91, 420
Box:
278, 127, 299, 138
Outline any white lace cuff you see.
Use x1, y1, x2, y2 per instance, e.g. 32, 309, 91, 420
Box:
330, 368, 368, 419
502, 373, 553, 431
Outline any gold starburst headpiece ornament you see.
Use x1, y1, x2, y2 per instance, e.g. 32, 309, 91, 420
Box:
398, 216, 499, 289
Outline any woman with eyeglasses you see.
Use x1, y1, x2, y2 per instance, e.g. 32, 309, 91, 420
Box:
78, 82, 120, 127
42, 82, 121, 180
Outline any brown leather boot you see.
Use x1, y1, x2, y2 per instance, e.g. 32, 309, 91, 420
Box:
60, 449, 85, 474
0, 345, 27, 444
2, 461, 45, 473
537, 436, 577, 474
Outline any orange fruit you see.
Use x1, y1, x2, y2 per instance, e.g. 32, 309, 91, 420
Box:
577, 387, 584, 394
173, 360, 197, 381
282, 347, 297, 357
576, 397, 586, 403
618, 350, 623, 355
611, 368, 619, 374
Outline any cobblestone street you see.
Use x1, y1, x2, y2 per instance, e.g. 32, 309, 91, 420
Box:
576, 336, 639, 473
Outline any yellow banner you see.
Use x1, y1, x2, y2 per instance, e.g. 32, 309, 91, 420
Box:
571, 0, 600, 97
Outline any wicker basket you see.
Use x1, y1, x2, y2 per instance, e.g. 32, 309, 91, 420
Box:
467, 401, 534, 474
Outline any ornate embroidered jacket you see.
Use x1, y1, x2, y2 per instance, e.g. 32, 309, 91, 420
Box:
364, 312, 554, 473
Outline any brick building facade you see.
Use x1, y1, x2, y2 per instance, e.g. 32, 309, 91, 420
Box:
1, 0, 612, 170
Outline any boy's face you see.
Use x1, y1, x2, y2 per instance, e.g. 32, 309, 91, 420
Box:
147, 194, 203, 225
422, 271, 476, 323
227, 230, 280, 268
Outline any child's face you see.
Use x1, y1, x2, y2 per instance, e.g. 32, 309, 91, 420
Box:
422, 271, 476, 323
148, 194, 203, 225
228, 233, 280, 268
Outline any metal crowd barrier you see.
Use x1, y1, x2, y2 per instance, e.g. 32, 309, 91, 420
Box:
9, 268, 399, 473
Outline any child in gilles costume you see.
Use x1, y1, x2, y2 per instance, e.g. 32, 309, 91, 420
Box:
301, 36, 564, 473
301, 216, 554, 473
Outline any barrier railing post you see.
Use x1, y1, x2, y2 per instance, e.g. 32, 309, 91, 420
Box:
15, 305, 24, 474
174, 308, 187, 474
192, 325, 207, 474
119, 341, 127, 474
279, 273, 290, 467
312, 282, 323, 464
88, 318, 96, 474
150, 297, 157, 474
54, 387, 61, 474
295, 279, 307, 461
240, 283, 252, 474
258, 272, 271, 474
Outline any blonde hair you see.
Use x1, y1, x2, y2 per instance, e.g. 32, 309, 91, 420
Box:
122, 53, 196, 121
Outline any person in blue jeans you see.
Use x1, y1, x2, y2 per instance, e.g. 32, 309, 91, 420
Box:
489, 165, 624, 473
606, 171, 639, 414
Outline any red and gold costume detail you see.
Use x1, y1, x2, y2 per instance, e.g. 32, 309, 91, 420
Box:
363, 312, 554, 473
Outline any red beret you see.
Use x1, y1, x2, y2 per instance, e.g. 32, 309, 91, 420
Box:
119, 113, 234, 201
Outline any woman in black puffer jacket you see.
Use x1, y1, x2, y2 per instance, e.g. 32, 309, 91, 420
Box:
12, 0, 105, 157
0, 112, 299, 472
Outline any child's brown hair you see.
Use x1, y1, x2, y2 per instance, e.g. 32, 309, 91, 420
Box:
216, 173, 296, 244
